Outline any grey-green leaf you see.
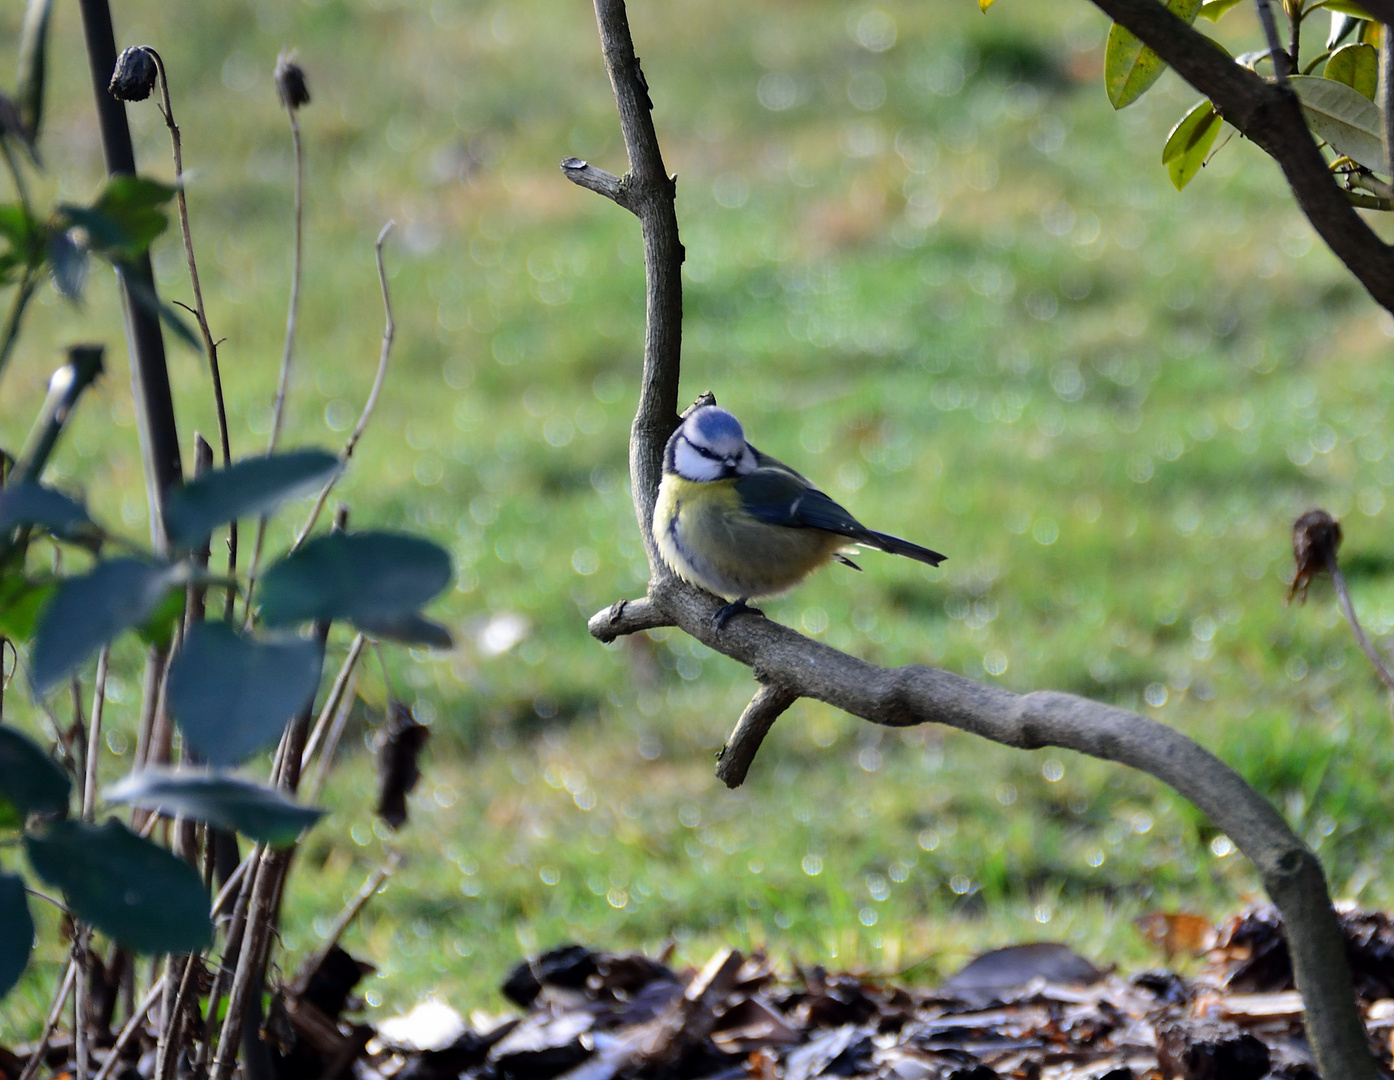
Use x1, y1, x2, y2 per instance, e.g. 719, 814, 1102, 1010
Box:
0, 871, 34, 999
14, 0, 53, 152
104, 769, 325, 847
1290, 74, 1386, 171
165, 450, 340, 551
30, 558, 181, 695
25, 819, 212, 953
47, 229, 88, 301
259, 531, 452, 628
354, 611, 455, 650
166, 622, 324, 767
0, 724, 70, 817
0, 482, 93, 540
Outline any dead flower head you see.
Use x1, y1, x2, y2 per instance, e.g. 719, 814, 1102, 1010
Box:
1288, 508, 1342, 605
274, 50, 311, 111
109, 46, 158, 103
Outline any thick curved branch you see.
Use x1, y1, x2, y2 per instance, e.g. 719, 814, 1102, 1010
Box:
715, 683, 799, 789
574, 0, 1379, 1076
1088, 0, 1394, 314
591, 580, 1375, 1077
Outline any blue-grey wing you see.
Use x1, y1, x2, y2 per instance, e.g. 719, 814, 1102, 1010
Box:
735, 467, 946, 567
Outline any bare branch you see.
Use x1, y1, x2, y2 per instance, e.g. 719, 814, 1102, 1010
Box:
292, 223, 396, 552
579, 0, 1380, 1076
1254, 0, 1291, 83
289, 852, 401, 996
561, 157, 629, 207
715, 683, 799, 789
1089, 0, 1394, 315
16, 960, 76, 1080
89, 975, 164, 1080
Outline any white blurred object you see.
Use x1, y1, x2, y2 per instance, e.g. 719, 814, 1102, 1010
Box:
374, 998, 468, 1052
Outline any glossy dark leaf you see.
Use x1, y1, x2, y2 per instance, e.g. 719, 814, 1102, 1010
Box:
25, 819, 212, 953
104, 768, 325, 847
29, 558, 180, 694
0, 575, 55, 641
0, 871, 33, 999
14, 0, 53, 154
259, 531, 452, 628
0, 724, 70, 816
354, 611, 454, 650
46, 229, 87, 300
165, 450, 340, 551
0, 482, 95, 541
167, 622, 323, 766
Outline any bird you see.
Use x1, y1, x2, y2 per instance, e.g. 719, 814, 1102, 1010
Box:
653, 404, 946, 630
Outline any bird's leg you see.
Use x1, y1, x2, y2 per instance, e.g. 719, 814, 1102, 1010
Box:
713, 597, 761, 633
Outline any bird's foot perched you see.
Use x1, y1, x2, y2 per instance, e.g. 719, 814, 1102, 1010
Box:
713, 598, 761, 633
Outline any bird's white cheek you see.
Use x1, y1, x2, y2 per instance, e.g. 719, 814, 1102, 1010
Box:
674, 440, 723, 481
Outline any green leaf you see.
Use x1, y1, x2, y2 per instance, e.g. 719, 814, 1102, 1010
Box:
133, 586, 186, 652
0, 482, 96, 542
165, 450, 341, 551
355, 611, 455, 650
29, 558, 181, 694
61, 176, 176, 261
25, 819, 212, 953
1162, 100, 1223, 190
1324, 0, 1373, 15
1328, 11, 1362, 50
0, 871, 34, 999
1199, 0, 1244, 20
0, 575, 55, 641
14, 0, 53, 155
259, 531, 453, 628
1324, 42, 1379, 100
0, 724, 70, 816
1104, 0, 1204, 109
1290, 74, 1386, 170
166, 622, 324, 766
104, 769, 325, 847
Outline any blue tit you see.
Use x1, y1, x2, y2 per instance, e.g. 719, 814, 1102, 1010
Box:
653, 404, 946, 629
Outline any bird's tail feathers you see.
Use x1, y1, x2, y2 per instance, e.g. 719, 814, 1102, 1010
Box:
865, 530, 946, 566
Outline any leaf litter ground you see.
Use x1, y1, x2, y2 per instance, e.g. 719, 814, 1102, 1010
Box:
13, 904, 1394, 1080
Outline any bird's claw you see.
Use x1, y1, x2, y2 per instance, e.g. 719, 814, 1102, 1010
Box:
712, 599, 761, 633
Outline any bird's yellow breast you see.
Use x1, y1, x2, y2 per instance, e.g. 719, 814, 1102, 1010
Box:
653, 474, 845, 600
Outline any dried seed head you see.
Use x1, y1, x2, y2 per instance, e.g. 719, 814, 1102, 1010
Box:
1288, 508, 1342, 604
274, 51, 310, 110
109, 46, 158, 102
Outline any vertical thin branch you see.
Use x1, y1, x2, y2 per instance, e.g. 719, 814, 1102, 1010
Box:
1330, 563, 1394, 703
0, 270, 38, 387
306, 663, 360, 804
83, 646, 109, 820
75, 0, 183, 553
148, 49, 238, 611
300, 633, 365, 777
1256, 0, 1293, 82
74, 934, 91, 1080
1381, 25, 1394, 174
292, 222, 396, 551
243, 83, 308, 622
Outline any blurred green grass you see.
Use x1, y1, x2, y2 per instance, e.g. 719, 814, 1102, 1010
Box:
5, 0, 1394, 1036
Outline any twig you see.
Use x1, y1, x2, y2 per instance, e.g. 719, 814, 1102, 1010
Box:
148, 49, 238, 611
1255, 0, 1292, 83
155, 953, 200, 1080
243, 77, 309, 621
90, 975, 165, 1080
292, 222, 396, 552
83, 646, 109, 820
74, 933, 91, 1080
306, 662, 360, 804
290, 853, 401, 995
0, 269, 38, 388
300, 633, 366, 779
16, 959, 75, 1080
715, 683, 798, 788
574, 2, 1378, 1077
1381, 25, 1394, 175
1330, 563, 1394, 702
